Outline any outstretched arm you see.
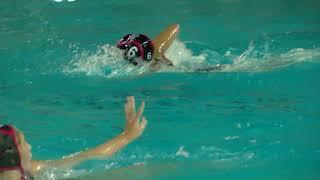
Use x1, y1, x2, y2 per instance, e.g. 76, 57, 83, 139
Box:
31, 96, 147, 172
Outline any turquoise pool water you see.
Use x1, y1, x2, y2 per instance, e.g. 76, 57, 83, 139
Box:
1, 0, 320, 179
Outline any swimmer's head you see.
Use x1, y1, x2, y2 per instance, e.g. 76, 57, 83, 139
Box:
0, 124, 33, 180
117, 34, 154, 64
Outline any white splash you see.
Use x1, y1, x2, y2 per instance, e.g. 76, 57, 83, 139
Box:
224, 42, 320, 72
224, 136, 240, 141
165, 40, 207, 70
176, 146, 190, 158
62, 40, 320, 78
53, 0, 76, 2
62, 44, 150, 78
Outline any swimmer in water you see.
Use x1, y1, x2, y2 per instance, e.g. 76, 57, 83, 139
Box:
116, 24, 225, 72
0, 96, 147, 180
116, 24, 180, 70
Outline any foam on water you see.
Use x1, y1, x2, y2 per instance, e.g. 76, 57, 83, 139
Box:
62, 45, 150, 78
224, 42, 320, 72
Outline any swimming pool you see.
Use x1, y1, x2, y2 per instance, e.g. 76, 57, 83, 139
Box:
1, 0, 320, 179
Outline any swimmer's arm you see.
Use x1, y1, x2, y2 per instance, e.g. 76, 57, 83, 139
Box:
152, 24, 180, 59
151, 54, 174, 68
159, 55, 174, 66
31, 96, 147, 172
31, 133, 133, 171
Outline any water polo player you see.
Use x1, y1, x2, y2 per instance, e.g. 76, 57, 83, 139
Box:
116, 24, 180, 68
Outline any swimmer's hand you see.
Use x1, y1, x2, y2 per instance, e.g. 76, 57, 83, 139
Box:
31, 96, 147, 172
123, 96, 147, 140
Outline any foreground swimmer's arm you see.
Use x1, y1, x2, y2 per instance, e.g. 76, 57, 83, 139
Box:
31, 96, 147, 172
152, 24, 180, 66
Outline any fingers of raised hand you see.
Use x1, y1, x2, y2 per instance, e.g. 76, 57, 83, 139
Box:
136, 101, 145, 122
139, 117, 147, 130
125, 96, 138, 122
130, 96, 136, 114
125, 96, 146, 125
124, 101, 130, 122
